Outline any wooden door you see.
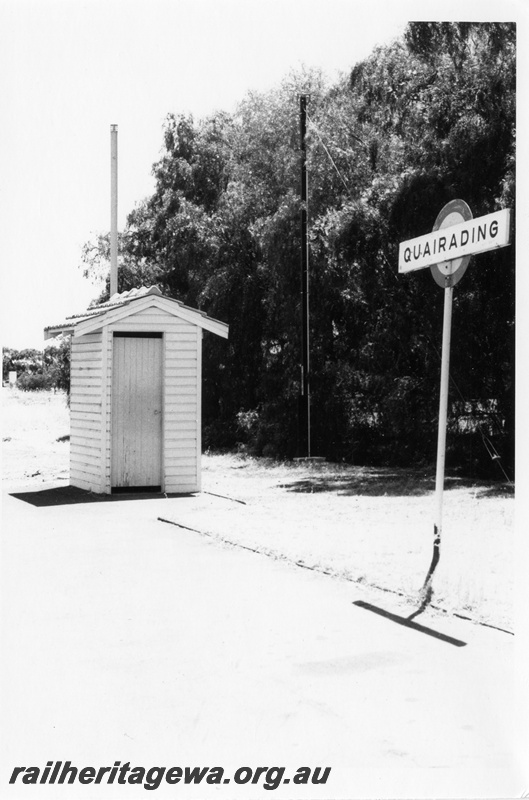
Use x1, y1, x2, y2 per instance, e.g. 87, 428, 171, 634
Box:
111, 333, 163, 490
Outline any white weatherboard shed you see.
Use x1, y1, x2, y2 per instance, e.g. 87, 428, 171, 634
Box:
45, 287, 228, 494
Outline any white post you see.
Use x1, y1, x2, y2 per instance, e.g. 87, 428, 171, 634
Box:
434, 285, 454, 539
110, 124, 118, 298
416, 284, 453, 611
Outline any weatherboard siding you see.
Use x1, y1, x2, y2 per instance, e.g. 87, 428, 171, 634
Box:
163, 325, 201, 493
70, 332, 105, 493
68, 304, 206, 494
105, 307, 201, 494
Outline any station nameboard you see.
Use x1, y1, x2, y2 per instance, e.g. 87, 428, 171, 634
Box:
398, 208, 511, 273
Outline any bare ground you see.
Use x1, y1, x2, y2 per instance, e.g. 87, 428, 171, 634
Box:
1, 388, 515, 632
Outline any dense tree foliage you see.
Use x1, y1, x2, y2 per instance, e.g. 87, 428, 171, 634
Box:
3, 339, 71, 393
81, 23, 515, 478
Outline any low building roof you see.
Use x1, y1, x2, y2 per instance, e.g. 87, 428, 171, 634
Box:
44, 286, 228, 339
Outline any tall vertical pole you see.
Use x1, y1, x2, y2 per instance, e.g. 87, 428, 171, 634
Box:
110, 124, 118, 298
418, 284, 453, 607
434, 285, 453, 539
300, 95, 310, 457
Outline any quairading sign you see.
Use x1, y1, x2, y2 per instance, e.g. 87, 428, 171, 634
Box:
397, 200, 512, 610
398, 208, 511, 274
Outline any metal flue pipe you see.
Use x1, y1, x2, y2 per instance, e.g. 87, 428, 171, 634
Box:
110, 124, 118, 297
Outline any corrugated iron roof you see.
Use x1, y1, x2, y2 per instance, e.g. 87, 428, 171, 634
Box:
44, 285, 217, 338
44, 286, 163, 333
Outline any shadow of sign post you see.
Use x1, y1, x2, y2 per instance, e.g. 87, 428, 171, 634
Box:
353, 601, 467, 647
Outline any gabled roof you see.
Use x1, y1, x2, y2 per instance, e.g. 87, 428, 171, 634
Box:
44, 286, 229, 339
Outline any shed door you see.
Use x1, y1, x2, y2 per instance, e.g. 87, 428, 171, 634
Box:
111, 333, 163, 491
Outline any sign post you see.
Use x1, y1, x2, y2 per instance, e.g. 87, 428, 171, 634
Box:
398, 200, 511, 609
430, 281, 453, 598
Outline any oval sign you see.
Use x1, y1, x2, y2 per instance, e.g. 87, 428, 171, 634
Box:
430, 199, 473, 287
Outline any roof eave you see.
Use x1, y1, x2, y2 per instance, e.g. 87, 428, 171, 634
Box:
74, 295, 229, 338
44, 325, 75, 339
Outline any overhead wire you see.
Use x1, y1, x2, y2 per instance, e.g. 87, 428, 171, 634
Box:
305, 110, 362, 199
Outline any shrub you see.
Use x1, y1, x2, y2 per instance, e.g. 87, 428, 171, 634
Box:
43, 337, 71, 394
17, 372, 54, 391
3, 338, 71, 395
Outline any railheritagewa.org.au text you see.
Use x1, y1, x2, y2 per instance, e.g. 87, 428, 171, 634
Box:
9, 761, 331, 791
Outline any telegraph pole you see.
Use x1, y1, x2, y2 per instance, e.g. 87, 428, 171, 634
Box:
299, 94, 310, 457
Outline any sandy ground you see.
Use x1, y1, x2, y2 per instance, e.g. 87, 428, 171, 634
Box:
1, 388, 527, 799
1, 388, 515, 631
